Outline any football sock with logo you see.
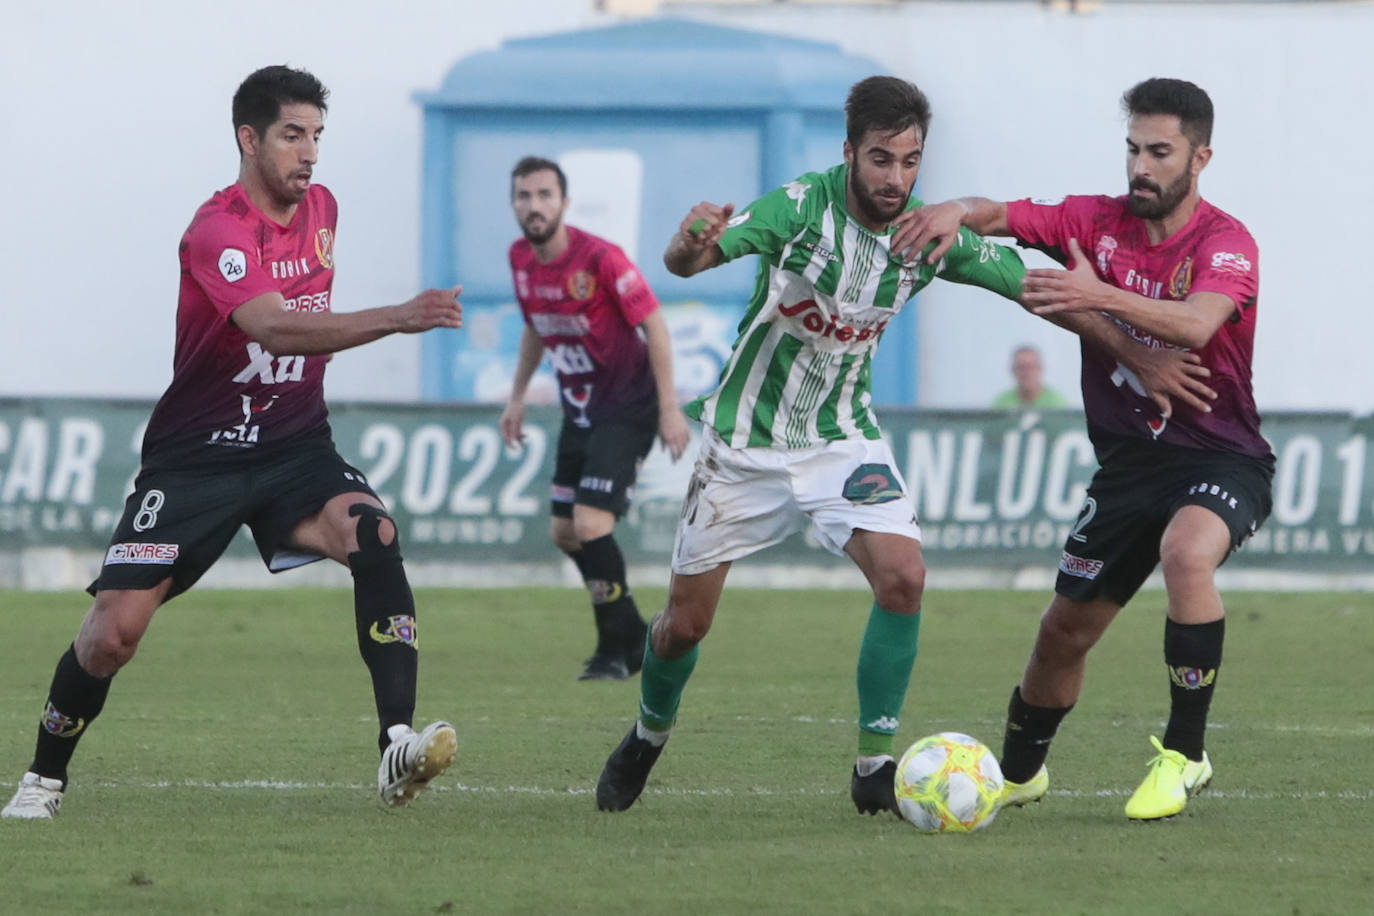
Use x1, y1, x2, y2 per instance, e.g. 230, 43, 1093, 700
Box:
856, 603, 921, 757
637, 630, 698, 733
30, 644, 114, 786
347, 505, 418, 754
1162, 617, 1224, 761
999, 686, 1073, 783
578, 533, 647, 657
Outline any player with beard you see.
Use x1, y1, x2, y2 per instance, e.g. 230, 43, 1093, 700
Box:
893, 77, 1273, 820
594, 75, 1203, 817
501, 157, 690, 682
2, 66, 463, 820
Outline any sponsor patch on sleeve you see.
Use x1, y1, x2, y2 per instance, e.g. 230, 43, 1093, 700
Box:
218, 248, 248, 283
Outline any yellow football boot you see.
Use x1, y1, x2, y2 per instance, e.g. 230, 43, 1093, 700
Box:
1000, 765, 1049, 807
1124, 735, 1213, 821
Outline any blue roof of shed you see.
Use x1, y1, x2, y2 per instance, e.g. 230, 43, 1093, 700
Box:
415, 18, 883, 111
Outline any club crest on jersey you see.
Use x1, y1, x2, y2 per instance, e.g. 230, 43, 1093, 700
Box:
315, 228, 334, 269
841, 464, 905, 505
1169, 665, 1216, 690
1095, 235, 1118, 273
369, 615, 418, 648
784, 180, 810, 213
1169, 256, 1194, 299
567, 270, 596, 301
42, 701, 86, 738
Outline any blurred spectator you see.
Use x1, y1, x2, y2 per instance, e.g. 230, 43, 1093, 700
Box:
992, 344, 1068, 408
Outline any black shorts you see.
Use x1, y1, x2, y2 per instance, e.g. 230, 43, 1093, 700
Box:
1055, 448, 1273, 606
89, 443, 378, 601
550, 419, 657, 519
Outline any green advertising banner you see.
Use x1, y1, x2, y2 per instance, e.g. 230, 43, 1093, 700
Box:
2, 398, 1372, 574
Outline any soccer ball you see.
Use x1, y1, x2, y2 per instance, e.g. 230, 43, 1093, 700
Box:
894, 732, 1004, 834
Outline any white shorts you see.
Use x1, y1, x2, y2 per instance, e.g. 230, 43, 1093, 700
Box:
671, 429, 922, 575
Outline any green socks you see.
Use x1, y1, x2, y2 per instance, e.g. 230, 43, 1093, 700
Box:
637, 635, 699, 733
856, 602, 921, 757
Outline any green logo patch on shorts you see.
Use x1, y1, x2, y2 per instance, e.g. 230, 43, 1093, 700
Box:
841, 463, 905, 505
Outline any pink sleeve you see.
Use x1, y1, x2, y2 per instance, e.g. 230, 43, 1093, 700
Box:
1189, 230, 1259, 311
185, 214, 279, 319
1005, 196, 1102, 265
599, 245, 659, 326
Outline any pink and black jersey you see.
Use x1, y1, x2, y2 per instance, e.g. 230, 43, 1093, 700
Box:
141, 183, 337, 468
509, 226, 660, 427
1008, 195, 1272, 464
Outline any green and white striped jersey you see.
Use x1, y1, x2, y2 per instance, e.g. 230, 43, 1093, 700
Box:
685, 163, 1026, 449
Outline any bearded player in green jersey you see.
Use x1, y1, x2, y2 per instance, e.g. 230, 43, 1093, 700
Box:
595, 76, 1200, 817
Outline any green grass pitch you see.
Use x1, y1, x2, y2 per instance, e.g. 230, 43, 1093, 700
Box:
1, 586, 1371, 915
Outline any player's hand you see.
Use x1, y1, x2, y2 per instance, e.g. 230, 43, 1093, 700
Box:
680, 202, 735, 250
1021, 239, 1106, 315
890, 200, 968, 267
658, 407, 691, 462
1126, 347, 1216, 418
499, 399, 526, 448
395, 285, 463, 333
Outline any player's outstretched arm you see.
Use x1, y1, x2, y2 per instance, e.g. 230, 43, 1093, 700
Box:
499, 325, 546, 449
1045, 309, 1217, 416
1022, 239, 1231, 349
640, 310, 690, 461
892, 197, 1008, 266
663, 202, 733, 278
232, 286, 463, 356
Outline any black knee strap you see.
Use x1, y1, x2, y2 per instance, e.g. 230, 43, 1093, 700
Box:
348, 503, 402, 571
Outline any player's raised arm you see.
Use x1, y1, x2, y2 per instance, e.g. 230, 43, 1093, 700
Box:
231, 285, 463, 356
892, 197, 1008, 266
1022, 238, 1233, 349
663, 202, 733, 278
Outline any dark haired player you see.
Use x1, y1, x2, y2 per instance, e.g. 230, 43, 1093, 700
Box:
895, 77, 1272, 820
3, 66, 462, 819
501, 156, 690, 682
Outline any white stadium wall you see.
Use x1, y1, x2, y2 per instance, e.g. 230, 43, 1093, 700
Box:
3, 1, 1371, 413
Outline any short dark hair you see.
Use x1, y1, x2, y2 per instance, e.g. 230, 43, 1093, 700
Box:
511, 156, 567, 198
232, 66, 329, 156
1122, 77, 1213, 150
845, 76, 932, 147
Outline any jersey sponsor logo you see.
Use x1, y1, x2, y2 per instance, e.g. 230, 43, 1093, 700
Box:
218, 248, 248, 283
1210, 251, 1252, 274
270, 257, 311, 280
1168, 665, 1217, 690
567, 270, 596, 301
1123, 268, 1164, 300
105, 542, 180, 565
614, 268, 641, 297
777, 299, 890, 343
208, 392, 280, 446
726, 209, 751, 228
1095, 235, 1118, 273
284, 290, 331, 312
1058, 551, 1103, 580
800, 241, 839, 264
550, 483, 576, 504
784, 180, 810, 213
1031, 197, 1065, 206
514, 269, 531, 300
841, 463, 905, 505
232, 342, 306, 384
369, 614, 418, 649
549, 342, 595, 376
1168, 256, 1194, 299
42, 701, 86, 738
563, 383, 593, 427
530, 313, 591, 336
315, 227, 334, 269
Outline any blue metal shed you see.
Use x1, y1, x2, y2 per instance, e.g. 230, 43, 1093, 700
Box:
414, 17, 918, 405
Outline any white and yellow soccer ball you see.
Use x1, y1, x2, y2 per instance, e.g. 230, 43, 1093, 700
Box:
894, 732, 1004, 834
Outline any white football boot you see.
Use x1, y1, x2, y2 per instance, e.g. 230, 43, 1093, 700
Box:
1, 772, 64, 820
378, 721, 457, 807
